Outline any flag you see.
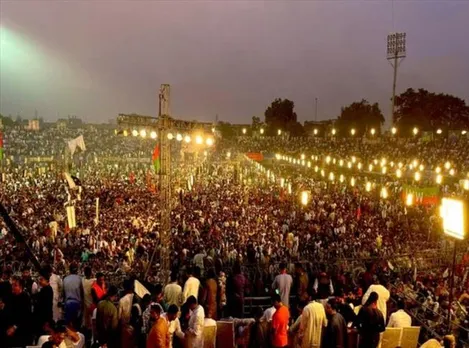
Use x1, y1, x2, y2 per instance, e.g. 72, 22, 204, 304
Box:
68, 135, 86, 156
152, 145, 161, 174
0, 131, 4, 161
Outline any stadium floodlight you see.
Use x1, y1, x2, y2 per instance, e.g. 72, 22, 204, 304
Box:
260, 128, 264, 135
437, 129, 443, 135
301, 191, 309, 206
242, 128, 247, 134
387, 32, 407, 124
150, 131, 157, 139
441, 198, 467, 240
195, 135, 203, 144
167, 133, 174, 140
140, 129, 147, 138
184, 135, 191, 143
413, 127, 419, 136
206, 137, 214, 146
176, 133, 183, 141
391, 127, 397, 135
132, 129, 139, 137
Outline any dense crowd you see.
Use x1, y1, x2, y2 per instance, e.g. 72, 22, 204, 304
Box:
0, 125, 468, 347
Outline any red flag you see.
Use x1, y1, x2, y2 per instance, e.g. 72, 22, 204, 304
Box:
356, 206, 362, 220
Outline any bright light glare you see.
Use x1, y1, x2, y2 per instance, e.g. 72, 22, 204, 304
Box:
313, 129, 318, 135
195, 135, 203, 144
365, 182, 372, 192
332, 128, 336, 135
242, 128, 247, 134
436, 174, 443, 184
449, 168, 455, 176
441, 198, 466, 240
396, 169, 402, 178
435, 167, 441, 174
206, 137, 214, 146
132, 129, 138, 137
184, 135, 191, 143
176, 133, 183, 141
301, 154, 305, 160
414, 172, 421, 181
350, 177, 356, 187
381, 187, 388, 199
278, 129, 282, 135
406, 193, 414, 206
167, 133, 174, 140
413, 127, 419, 135
150, 131, 157, 139
391, 127, 397, 135
301, 191, 309, 206
445, 161, 451, 170
463, 180, 469, 190
370, 128, 376, 135
140, 129, 147, 138
437, 129, 442, 135
123, 130, 129, 137
351, 128, 356, 136
260, 128, 264, 134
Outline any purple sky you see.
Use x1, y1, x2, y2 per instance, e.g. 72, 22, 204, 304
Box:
1, 1, 468, 125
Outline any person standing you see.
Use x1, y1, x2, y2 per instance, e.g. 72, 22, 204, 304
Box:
182, 267, 201, 303
323, 298, 348, 348
229, 262, 248, 318
96, 285, 119, 348
63, 263, 84, 329
295, 263, 309, 303
355, 292, 385, 348
202, 268, 218, 320
34, 269, 54, 336
186, 296, 205, 348
4, 277, 32, 347
362, 277, 390, 322
271, 294, 290, 348
300, 293, 327, 348
44, 265, 63, 322
164, 273, 182, 308
119, 279, 135, 348
82, 267, 96, 332
387, 298, 412, 328
272, 262, 293, 308
146, 304, 170, 348
163, 304, 185, 348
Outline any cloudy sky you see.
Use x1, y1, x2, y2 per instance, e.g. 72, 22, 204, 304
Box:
1, 0, 468, 124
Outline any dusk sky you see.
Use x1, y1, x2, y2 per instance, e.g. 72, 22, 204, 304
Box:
1, 1, 468, 125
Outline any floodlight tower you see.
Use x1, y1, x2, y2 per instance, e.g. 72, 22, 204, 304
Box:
387, 32, 406, 125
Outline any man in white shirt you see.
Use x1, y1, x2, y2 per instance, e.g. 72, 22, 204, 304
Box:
186, 296, 205, 347
387, 299, 412, 328
300, 298, 328, 348
272, 262, 293, 308
164, 273, 182, 307
183, 267, 201, 303
362, 278, 390, 322
164, 304, 185, 348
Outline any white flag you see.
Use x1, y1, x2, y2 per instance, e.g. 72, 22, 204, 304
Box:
68, 135, 86, 156
64, 172, 76, 189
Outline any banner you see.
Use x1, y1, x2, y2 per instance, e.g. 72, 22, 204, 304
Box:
246, 152, 264, 161
402, 184, 439, 205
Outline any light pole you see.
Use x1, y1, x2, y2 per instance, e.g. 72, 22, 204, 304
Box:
315, 97, 318, 122
387, 32, 406, 125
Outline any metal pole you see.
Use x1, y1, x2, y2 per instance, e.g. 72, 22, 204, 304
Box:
448, 240, 457, 332
315, 98, 318, 122
391, 52, 398, 125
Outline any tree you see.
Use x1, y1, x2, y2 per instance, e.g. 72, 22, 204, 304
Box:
336, 99, 385, 136
264, 98, 298, 135
217, 121, 236, 138
251, 116, 261, 130
395, 88, 469, 132
0, 114, 15, 127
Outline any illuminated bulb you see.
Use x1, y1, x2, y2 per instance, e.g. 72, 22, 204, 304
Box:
374, 159, 378, 165
406, 193, 414, 206
176, 133, 183, 141
391, 127, 397, 135
326, 156, 331, 164
339, 174, 344, 183
390, 162, 394, 167
339, 159, 344, 167
351, 156, 356, 163
462, 130, 467, 135
436, 174, 443, 184
321, 169, 325, 177
463, 180, 469, 190
347, 162, 352, 169
301, 191, 309, 206
398, 162, 403, 168
414, 172, 421, 181
449, 168, 455, 176
195, 135, 203, 144
332, 158, 336, 165
413, 160, 418, 167
419, 164, 424, 171
351, 128, 356, 136
260, 128, 264, 134
140, 129, 147, 138
226, 152, 231, 158
314, 166, 319, 173
288, 183, 292, 194
435, 166, 441, 173
206, 137, 214, 146
350, 177, 356, 186
444, 162, 451, 170
436, 129, 442, 135
301, 154, 305, 160
275, 154, 281, 160
167, 132, 174, 140
184, 135, 191, 143
396, 169, 402, 178
150, 131, 157, 139
381, 187, 388, 199
203, 151, 208, 156
409, 164, 414, 170
370, 128, 376, 135
413, 127, 419, 135
382, 167, 387, 175
278, 129, 282, 135
369, 164, 373, 172
358, 163, 363, 170
242, 128, 247, 134
123, 130, 129, 137
132, 129, 138, 137
280, 178, 285, 188
366, 182, 372, 192
329, 172, 335, 181
313, 129, 318, 135
332, 128, 336, 135
301, 160, 305, 166
307, 161, 311, 168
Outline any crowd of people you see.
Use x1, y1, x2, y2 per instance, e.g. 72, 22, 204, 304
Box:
0, 124, 468, 347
